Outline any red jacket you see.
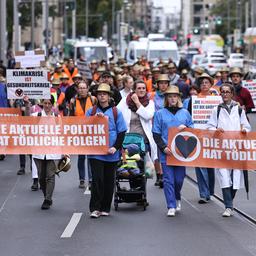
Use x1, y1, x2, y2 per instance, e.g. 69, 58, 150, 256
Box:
233, 86, 255, 113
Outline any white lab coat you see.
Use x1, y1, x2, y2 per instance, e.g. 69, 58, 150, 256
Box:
32, 110, 62, 160
206, 103, 251, 189
117, 98, 158, 161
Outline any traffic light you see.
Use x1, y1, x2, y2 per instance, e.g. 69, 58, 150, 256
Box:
216, 16, 222, 25
66, 1, 75, 11
193, 28, 200, 35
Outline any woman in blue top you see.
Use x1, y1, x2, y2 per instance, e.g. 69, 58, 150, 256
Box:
152, 85, 193, 217
86, 83, 127, 218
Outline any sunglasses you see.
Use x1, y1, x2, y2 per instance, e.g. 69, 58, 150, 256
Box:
220, 91, 231, 94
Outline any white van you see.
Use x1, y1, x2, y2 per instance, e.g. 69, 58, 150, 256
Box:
64, 38, 110, 63
126, 40, 148, 65
147, 39, 180, 66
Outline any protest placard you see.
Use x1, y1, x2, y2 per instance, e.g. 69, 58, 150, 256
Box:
6, 69, 50, 99
0, 108, 21, 117
242, 79, 256, 111
167, 128, 256, 170
15, 50, 46, 68
0, 116, 109, 155
191, 95, 222, 129
77, 60, 92, 79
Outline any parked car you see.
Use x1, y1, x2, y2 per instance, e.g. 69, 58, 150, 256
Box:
199, 57, 228, 76
228, 53, 244, 68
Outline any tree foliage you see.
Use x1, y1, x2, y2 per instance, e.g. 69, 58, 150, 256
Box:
210, 0, 248, 40
6, 0, 123, 49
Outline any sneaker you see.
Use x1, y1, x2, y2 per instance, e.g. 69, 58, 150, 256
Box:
198, 198, 209, 204
100, 211, 110, 216
222, 208, 234, 217
90, 210, 101, 218
41, 199, 52, 210
176, 200, 181, 212
79, 180, 85, 189
17, 168, 25, 175
167, 208, 176, 217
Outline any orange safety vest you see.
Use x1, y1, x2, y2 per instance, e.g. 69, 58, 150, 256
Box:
53, 72, 62, 80
146, 79, 153, 92
74, 97, 94, 116
63, 67, 79, 84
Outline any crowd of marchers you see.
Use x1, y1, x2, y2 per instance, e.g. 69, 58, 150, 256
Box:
0, 54, 254, 218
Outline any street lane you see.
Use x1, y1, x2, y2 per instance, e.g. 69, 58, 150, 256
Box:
1, 155, 256, 255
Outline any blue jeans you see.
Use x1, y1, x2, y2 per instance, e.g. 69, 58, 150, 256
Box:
162, 163, 186, 209
195, 167, 215, 199
78, 155, 92, 181
222, 187, 237, 209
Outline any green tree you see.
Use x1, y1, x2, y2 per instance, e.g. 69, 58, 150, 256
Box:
210, 0, 248, 40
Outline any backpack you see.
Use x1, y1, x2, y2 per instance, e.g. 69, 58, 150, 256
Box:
216, 105, 242, 121
90, 105, 118, 123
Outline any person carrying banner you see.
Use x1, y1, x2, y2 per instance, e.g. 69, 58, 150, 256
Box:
152, 86, 193, 217
69, 81, 97, 189
86, 83, 127, 218
194, 73, 216, 204
206, 83, 251, 217
24, 95, 68, 210
150, 74, 171, 188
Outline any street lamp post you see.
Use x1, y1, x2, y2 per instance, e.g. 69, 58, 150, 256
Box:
0, 0, 6, 64
85, 0, 89, 37
31, 0, 35, 49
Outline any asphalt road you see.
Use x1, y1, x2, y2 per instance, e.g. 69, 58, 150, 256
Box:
1, 154, 256, 256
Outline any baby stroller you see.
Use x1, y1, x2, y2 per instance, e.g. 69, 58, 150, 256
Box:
114, 133, 148, 211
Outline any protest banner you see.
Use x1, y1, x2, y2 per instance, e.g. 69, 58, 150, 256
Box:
191, 95, 222, 129
6, 69, 50, 99
15, 50, 46, 68
0, 108, 21, 117
167, 128, 256, 170
77, 60, 92, 79
0, 116, 109, 155
242, 79, 256, 111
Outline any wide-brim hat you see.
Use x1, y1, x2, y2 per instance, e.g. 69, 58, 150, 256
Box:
229, 67, 243, 77
220, 66, 229, 73
73, 73, 82, 79
152, 67, 160, 73
101, 71, 114, 78
96, 83, 113, 95
193, 67, 204, 75
157, 74, 170, 83
56, 156, 71, 174
168, 63, 176, 69
181, 69, 188, 75
164, 85, 181, 96
97, 66, 106, 72
51, 78, 61, 85
60, 73, 69, 80
198, 73, 214, 85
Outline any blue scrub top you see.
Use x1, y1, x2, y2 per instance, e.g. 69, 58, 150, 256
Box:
86, 106, 127, 162
152, 108, 194, 163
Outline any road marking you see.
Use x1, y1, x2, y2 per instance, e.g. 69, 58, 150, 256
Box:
0, 176, 20, 213
84, 187, 91, 195
61, 213, 83, 238
182, 196, 201, 212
